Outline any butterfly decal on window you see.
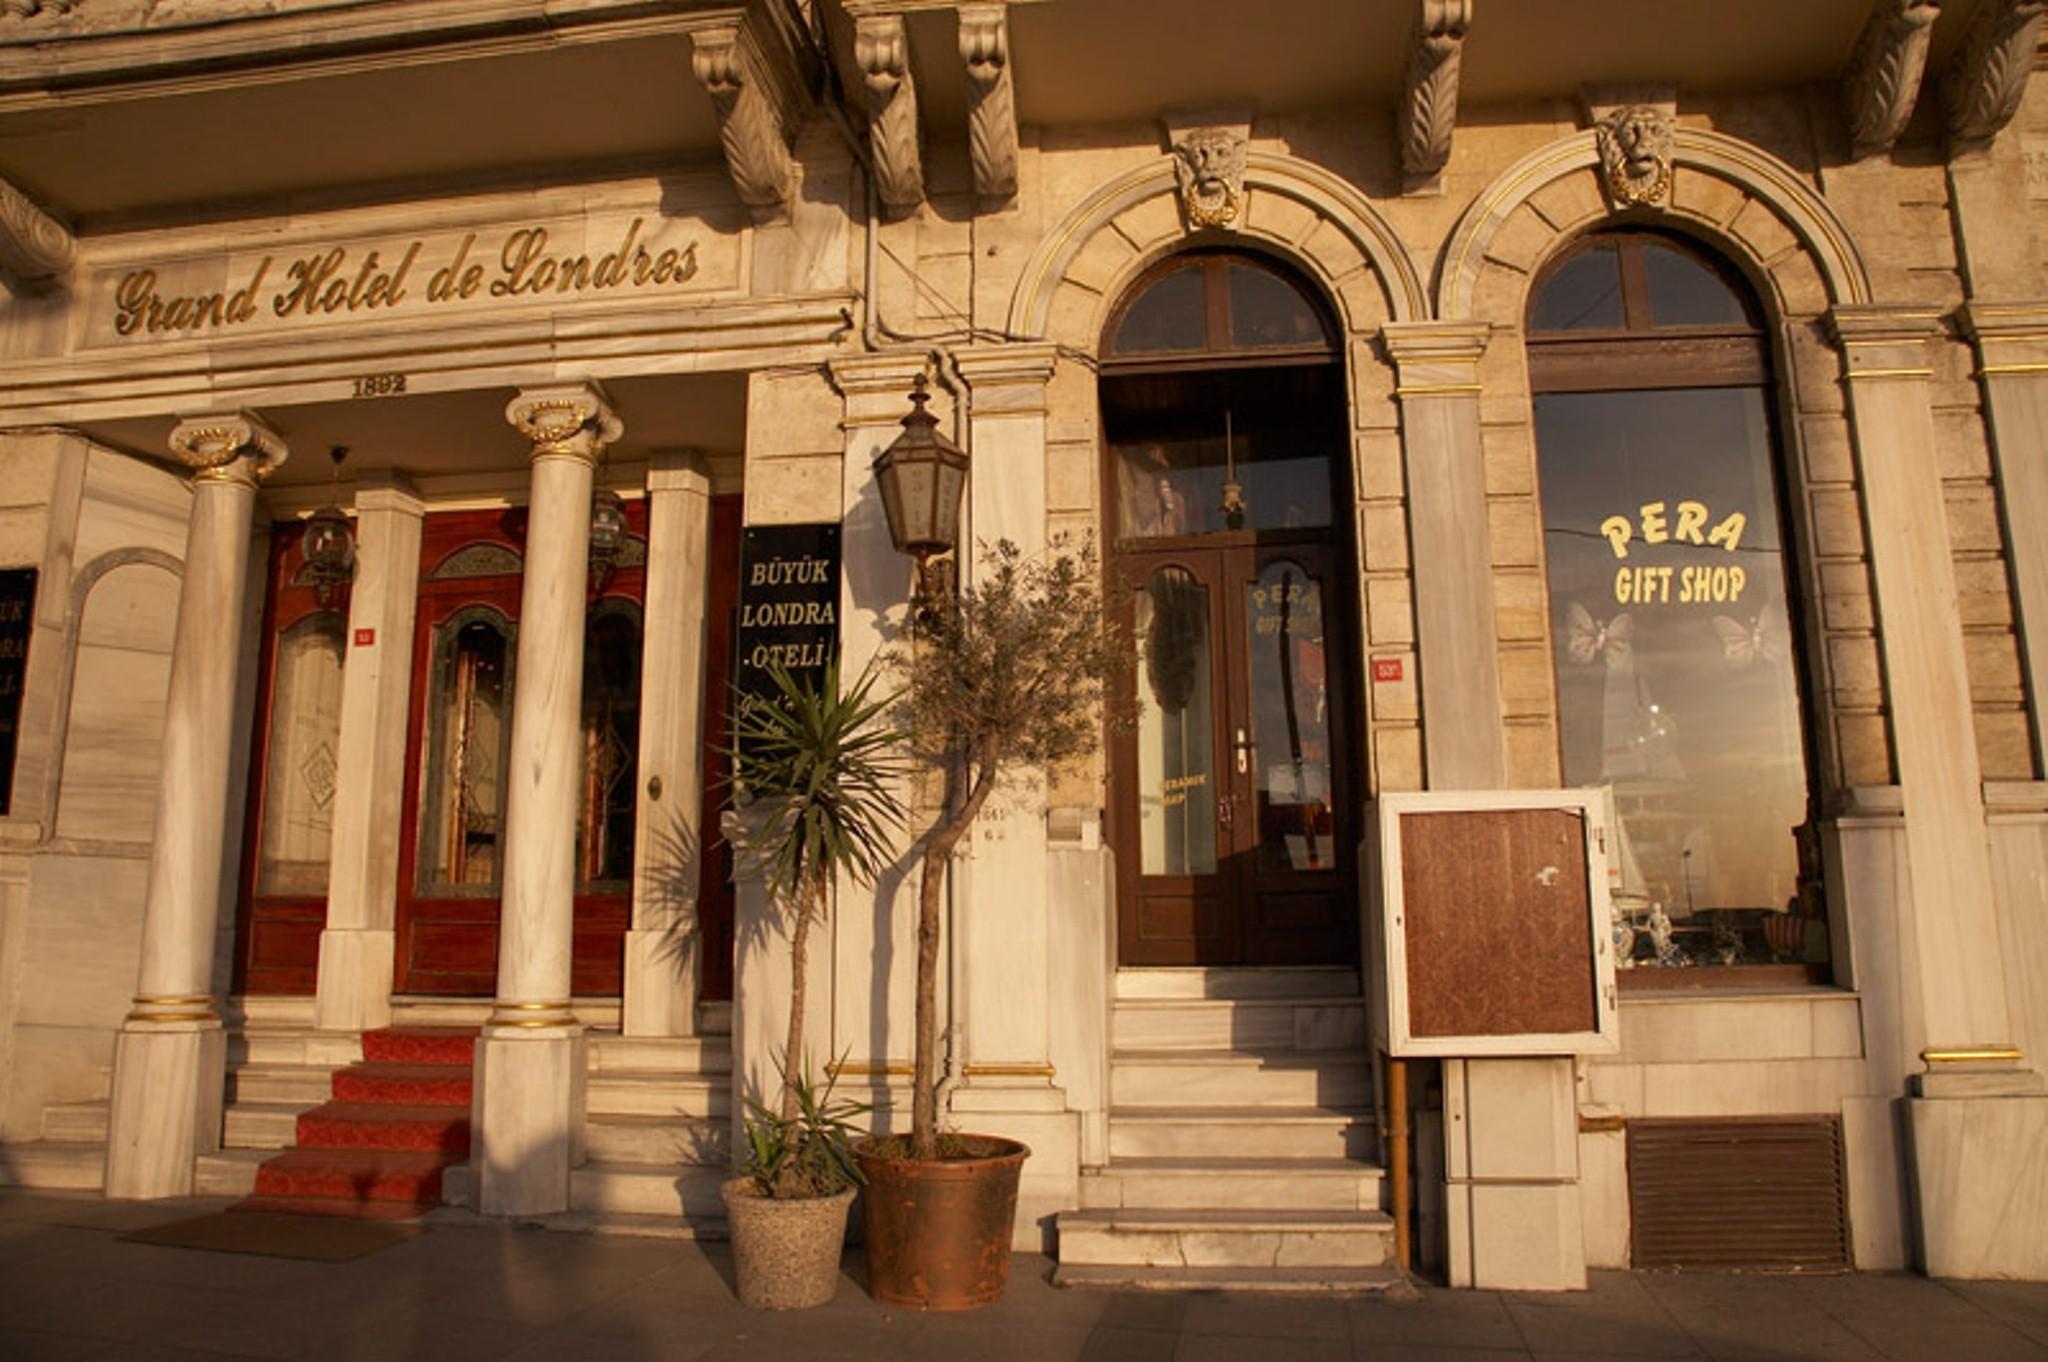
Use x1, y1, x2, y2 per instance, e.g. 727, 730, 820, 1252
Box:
1711, 604, 1784, 668
1565, 602, 1633, 667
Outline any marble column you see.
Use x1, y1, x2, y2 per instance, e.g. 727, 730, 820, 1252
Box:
105, 412, 286, 1199
472, 383, 620, 1216
623, 449, 714, 1038
314, 471, 424, 1036
1829, 306, 2048, 1278
1384, 323, 1582, 1291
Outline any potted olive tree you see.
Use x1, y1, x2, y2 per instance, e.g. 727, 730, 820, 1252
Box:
854, 539, 1126, 1310
721, 659, 905, 1310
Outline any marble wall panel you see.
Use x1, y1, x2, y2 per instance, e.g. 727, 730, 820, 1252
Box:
54, 562, 179, 845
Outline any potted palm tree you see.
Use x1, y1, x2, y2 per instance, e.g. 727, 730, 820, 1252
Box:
721, 658, 905, 1310
854, 539, 1126, 1310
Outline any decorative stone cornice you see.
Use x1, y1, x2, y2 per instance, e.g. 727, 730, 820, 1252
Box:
854, 12, 925, 214
506, 383, 623, 464
689, 6, 812, 218
1841, 0, 1942, 158
1397, 0, 1471, 183
0, 1, 75, 21
0, 172, 74, 283
959, 2, 1018, 200
1163, 111, 1251, 232
167, 411, 288, 484
1943, 0, 2047, 144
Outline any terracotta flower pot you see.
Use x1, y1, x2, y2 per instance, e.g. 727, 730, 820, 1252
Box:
853, 1134, 1030, 1311
719, 1178, 855, 1310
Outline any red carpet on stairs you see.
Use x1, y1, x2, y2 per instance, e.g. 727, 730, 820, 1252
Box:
232, 1026, 475, 1221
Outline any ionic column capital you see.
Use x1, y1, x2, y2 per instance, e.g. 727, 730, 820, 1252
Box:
506, 383, 623, 464
167, 411, 287, 486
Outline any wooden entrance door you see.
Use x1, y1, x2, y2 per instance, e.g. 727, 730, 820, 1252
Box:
393, 508, 643, 996
1111, 539, 1359, 965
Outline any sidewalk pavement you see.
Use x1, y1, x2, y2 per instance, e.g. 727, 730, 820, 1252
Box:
2, 1190, 2045, 1362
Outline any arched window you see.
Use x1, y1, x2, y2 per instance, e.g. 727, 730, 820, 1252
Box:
1528, 231, 1826, 983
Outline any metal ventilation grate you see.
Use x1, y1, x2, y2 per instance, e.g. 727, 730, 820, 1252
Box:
1627, 1117, 1850, 1271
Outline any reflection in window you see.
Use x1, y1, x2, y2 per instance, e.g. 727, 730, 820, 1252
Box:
1110, 265, 1207, 355
1137, 568, 1216, 876
1644, 243, 1751, 328
418, 610, 513, 895
1227, 262, 1332, 348
1245, 563, 1334, 872
578, 605, 642, 889
256, 613, 346, 897
1537, 385, 1812, 969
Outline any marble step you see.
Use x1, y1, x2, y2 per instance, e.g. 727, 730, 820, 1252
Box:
227, 1028, 362, 1069
1057, 1207, 1396, 1269
229, 996, 316, 1028
568, 1161, 729, 1220
1114, 967, 1362, 1001
386, 998, 623, 1029
587, 1034, 732, 1075
224, 1100, 322, 1150
586, 1073, 728, 1119
1112, 1051, 1372, 1108
1079, 1158, 1385, 1212
40, 1101, 109, 1144
0, 1141, 105, 1190
1112, 996, 1367, 1052
1109, 1106, 1375, 1160
584, 1113, 728, 1165
428, 1204, 729, 1240
231, 1064, 339, 1105
193, 1148, 269, 1196
1053, 1262, 1406, 1294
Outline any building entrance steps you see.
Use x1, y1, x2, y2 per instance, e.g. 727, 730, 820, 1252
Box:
1055, 967, 1392, 1291
225, 1026, 477, 1220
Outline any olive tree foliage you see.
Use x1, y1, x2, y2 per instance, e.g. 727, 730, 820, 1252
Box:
891, 538, 1129, 1158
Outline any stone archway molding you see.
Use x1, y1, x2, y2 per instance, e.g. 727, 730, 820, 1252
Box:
1007, 150, 1430, 340
1436, 126, 1873, 320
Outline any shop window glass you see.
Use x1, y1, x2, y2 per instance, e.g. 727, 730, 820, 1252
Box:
1530, 233, 1824, 979
1136, 567, 1217, 876
577, 604, 641, 890
418, 608, 513, 895
255, 612, 346, 896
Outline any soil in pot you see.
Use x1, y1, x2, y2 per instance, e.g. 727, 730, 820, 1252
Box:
853, 1134, 1029, 1311
719, 1178, 856, 1310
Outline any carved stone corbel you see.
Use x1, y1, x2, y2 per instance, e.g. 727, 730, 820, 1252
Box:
690, 11, 810, 217
1943, 0, 2047, 144
855, 13, 924, 214
1841, 0, 1942, 158
959, 2, 1018, 200
0, 173, 75, 283
0, 2, 77, 20
1397, 0, 1471, 183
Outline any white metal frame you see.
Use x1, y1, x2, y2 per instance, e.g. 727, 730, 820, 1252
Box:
1371, 787, 1620, 1058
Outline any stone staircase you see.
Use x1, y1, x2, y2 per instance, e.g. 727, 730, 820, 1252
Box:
0, 1097, 111, 1191
1055, 966, 1400, 1292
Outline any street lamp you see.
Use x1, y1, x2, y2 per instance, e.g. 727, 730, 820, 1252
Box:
872, 374, 968, 625
301, 446, 356, 607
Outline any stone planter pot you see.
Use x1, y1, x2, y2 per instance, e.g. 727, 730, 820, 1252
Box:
719, 1178, 855, 1310
853, 1134, 1030, 1311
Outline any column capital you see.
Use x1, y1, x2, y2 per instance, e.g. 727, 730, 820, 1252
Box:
167, 410, 287, 485
649, 446, 713, 495
1826, 305, 1943, 378
829, 351, 933, 427
506, 382, 622, 464
1958, 300, 2048, 375
956, 342, 1057, 417
349, 468, 425, 517
1380, 320, 1491, 393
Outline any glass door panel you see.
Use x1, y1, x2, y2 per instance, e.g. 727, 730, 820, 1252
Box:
1136, 566, 1219, 877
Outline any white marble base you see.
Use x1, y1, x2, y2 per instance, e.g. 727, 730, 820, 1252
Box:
473, 1027, 587, 1216
1907, 1089, 2048, 1279
622, 928, 695, 1038
1576, 1123, 1630, 1269
312, 929, 394, 1033
103, 1023, 224, 1200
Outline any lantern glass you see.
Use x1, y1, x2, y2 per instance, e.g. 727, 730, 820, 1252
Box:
589, 487, 627, 574
301, 504, 356, 605
872, 377, 969, 561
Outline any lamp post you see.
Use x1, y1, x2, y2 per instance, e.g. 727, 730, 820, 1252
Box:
871, 374, 969, 626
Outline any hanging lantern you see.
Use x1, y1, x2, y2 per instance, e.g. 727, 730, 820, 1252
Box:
873, 374, 969, 565
588, 485, 627, 583
301, 446, 355, 607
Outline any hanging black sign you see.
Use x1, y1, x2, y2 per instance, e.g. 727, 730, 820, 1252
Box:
0, 569, 36, 818
734, 523, 841, 724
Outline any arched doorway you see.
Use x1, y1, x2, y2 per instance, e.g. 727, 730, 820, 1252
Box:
1101, 250, 1362, 966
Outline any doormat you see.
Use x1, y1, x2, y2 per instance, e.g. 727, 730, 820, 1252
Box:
118, 1210, 426, 1261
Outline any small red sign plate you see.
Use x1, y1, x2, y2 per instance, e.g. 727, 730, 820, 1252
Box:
354, 628, 376, 647
1372, 658, 1404, 683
